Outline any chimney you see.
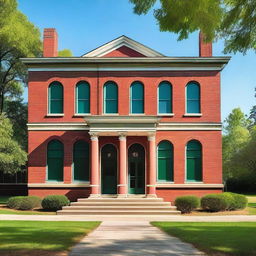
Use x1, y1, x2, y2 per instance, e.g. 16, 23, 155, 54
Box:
43, 28, 58, 57
199, 31, 212, 57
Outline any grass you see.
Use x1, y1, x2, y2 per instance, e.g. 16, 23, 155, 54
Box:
0, 196, 11, 204
152, 222, 256, 256
0, 221, 100, 255
0, 206, 55, 215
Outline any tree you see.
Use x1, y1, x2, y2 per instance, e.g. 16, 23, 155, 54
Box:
129, 0, 256, 54
58, 49, 73, 57
0, 0, 41, 113
0, 114, 27, 174
249, 87, 256, 126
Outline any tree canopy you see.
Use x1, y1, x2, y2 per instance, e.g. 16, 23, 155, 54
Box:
58, 49, 73, 57
129, 0, 256, 54
0, 0, 41, 113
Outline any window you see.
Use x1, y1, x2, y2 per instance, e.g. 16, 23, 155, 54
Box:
130, 81, 144, 114
104, 81, 118, 114
157, 141, 174, 182
186, 140, 202, 182
186, 82, 200, 113
47, 140, 63, 181
73, 140, 89, 181
76, 81, 90, 114
48, 82, 63, 114
158, 81, 172, 114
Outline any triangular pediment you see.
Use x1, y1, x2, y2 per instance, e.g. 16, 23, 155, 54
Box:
82, 35, 164, 57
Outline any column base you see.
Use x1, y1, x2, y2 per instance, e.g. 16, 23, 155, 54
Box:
146, 194, 157, 198
117, 194, 128, 198
89, 194, 101, 198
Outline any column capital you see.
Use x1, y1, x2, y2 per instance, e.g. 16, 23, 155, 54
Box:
118, 133, 127, 141
89, 132, 99, 141
147, 134, 156, 142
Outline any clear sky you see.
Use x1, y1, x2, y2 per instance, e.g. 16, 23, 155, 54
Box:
18, 0, 256, 120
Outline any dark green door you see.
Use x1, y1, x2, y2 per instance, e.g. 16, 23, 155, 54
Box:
128, 144, 145, 194
101, 144, 117, 194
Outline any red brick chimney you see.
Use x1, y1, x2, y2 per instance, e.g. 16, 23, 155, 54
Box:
199, 31, 212, 57
43, 28, 58, 57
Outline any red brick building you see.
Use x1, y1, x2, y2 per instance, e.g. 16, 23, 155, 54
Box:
22, 28, 230, 202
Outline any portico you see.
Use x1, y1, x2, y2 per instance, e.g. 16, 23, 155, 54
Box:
86, 116, 160, 198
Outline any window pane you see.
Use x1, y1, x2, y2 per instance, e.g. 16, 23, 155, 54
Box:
105, 83, 117, 98
104, 82, 118, 113
187, 100, 200, 113
131, 82, 143, 100
49, 83, 63, 114
159, 83, 171, 99
159, 100, 171, 114
50, 84, 63, 99
78, 100, 89, 113
50, 100, 63, 114
187, 83, 199, 99
131, 100, 143, 113
105, 100, 118, 113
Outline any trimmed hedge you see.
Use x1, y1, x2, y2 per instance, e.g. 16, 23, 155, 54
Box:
175, 195, 200, 213
201, 194, 228, 212
7, 196, 42, 210
229, 193, 248, 210
42, 195, 70, 211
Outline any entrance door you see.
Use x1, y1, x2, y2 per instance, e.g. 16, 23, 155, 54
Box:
128, 144, 145, 194
101, 144, 117, 194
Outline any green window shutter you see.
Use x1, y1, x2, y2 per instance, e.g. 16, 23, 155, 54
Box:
130, 82, 144, 114
47, 140, 64, 181
186, 82, 200, 113
186, 140, 202, 181
73, 140, 89, 181
158, 81, 172, 114
76, 81, 90, 114
157, 141, 173, 181
104, 82, 118, 114
49, 82, 63, 114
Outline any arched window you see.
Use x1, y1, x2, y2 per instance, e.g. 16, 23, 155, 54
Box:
186, 140, 202, 181
157, 141, 174, 182
104, 81, 118, 114
186, 82, 200, 113
48, 82, 63, 114
158, 81, 172, 114
130, 81, 144, 114
47, 140, 63, 181
73, 140, 89, 181
76, 81, 90, 114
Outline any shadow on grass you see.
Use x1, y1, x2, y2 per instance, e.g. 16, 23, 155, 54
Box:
152, 222, 256, 256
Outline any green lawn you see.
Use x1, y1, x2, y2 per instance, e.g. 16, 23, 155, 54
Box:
0, 207, 55, 215
152, 222, 256, 256
0, 221, 100, 255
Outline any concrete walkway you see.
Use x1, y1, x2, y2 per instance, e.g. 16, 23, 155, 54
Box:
1, 214, 256, 222
69, 221, 205, 256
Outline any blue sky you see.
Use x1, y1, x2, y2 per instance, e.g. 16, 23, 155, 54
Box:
18, 0, 256, 120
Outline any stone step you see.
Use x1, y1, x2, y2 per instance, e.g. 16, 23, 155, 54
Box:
77, 198, 163, 203
71, 202, 171, 206
57, 210, 181, 215
62, 206, 177, 211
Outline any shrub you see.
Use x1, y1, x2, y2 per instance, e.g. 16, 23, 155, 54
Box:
201, 194, 228, 212
7, 196, 25, 209
175, 195, 200, 213
42, 195, 70, 211
7, 196, 41, 210
220, 192, 236, 210
230, 193, 248, 210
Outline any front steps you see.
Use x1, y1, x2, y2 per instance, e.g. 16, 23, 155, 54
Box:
57, 197, 181, 215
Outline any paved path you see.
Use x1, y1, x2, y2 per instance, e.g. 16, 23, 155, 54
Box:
0, 214, 256, 222
69, 221, 205, 256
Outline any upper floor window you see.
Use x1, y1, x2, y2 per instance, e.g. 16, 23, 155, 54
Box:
76, 81, 90, 114
186, 82, 200, 113
130, 81, 144, 114
186, 140, 202, 182
158, 81, 172, 114
48, 82, 63, 114
104, 81, 118, 114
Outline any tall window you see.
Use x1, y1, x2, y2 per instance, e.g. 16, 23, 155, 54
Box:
186, 140, 202, 182
186, 82, 200, 113
73, 140, 89, 181
104, 81, 118, 114
130, 81, 144, 114
47, 140, 63, 181
158, 81, 172, 114
76, 81, 90, 114
48, 82, 63, 114
157, 141, 174, 182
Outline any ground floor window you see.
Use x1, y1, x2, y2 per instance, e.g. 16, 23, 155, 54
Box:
157, 141, 174, 182
73, 140, 89, 181
47, 140, 63, 181
186, 140, 202, 181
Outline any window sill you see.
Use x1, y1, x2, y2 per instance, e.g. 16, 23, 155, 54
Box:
183, 113, 202, 117
129, 113, 145, 116
102, 113, 119, 115
185, 181, 204, 183
46, 113, 64, 117
157, 113, 174, 117
73, 113, 91, 117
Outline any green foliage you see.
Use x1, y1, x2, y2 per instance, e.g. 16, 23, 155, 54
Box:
58, 49, 73, 57
0, 114, 27, 174
0, 0, 41, 113
201, 194, 228, 212
221, 192, 236, 210
249, 87, 256, 126
230, 193, 248, 210
7, 196, 25, 209
129, 0, 256, 53
42, 195, 70, 211
7, 196, 41, 210
174, 195, 200, 213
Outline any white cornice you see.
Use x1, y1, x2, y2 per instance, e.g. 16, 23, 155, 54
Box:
28, 183, 90, 188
